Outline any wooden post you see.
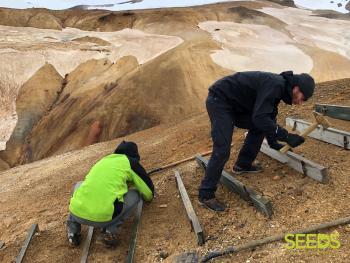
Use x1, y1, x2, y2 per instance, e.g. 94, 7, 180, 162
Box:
260, 140, 328, 183
315, 103, 350, 121
126, 199, 144, 263
148, 144, 233, 175
80, 226, 94, 263
195, 155, 273, 218
175, 171, 205, 245
16, 224, 39, 263
286, 117, 350, 150
202, 216, 350, 262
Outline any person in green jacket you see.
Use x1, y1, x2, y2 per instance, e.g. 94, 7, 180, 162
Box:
66, 141, 154, 247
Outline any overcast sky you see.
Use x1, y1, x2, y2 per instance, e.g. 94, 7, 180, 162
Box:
0, 0, 240, 10
0, 0, 348, 13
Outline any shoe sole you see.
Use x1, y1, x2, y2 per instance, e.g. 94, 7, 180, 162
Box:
232, 170, 263, 175
198, 201, 226, 212
96, 239, 117, 248
68, 240, 80, 248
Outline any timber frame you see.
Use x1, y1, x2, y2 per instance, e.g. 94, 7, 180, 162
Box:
315, 103, 350, 121
260, 140, 328, 183
175, 170, 205, 245
286, 117, 350, 150
195, 155, 273, 218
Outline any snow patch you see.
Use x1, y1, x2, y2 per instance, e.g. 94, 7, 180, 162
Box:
198, 21, 313, 74
294, 0, 349, 14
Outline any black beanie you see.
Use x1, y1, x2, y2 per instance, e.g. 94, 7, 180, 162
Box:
114, 141, 140, 161
295, 73, 315, 101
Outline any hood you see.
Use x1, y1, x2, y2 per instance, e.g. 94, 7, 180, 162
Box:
114, 141, 140, 161
280, 71, 295, 105
280, 71, 315, 104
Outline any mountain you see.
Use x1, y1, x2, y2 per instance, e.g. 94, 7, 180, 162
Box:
0, 2, 349, 262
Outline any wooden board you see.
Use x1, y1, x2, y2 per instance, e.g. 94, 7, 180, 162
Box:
315, 103, 350, 121
126, 199, 144, 263
175, 171, 205, 245
80, 226, 94, 263
16, 224, 39, 263
260, 140, 328, 183
286, 117, 350, 150
195, 155, 273, 218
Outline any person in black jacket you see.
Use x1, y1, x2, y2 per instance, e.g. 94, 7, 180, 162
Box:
199, 71, 315, 212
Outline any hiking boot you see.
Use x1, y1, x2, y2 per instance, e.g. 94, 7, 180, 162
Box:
199, 197, 226, 212
68, 232, 81, 247
232, 164, 263, 175
97, 231, 118, 247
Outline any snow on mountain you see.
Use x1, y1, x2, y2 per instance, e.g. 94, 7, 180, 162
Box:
0, 0, 245, 11
1, 0, 349, 13
294, 0, 350, 14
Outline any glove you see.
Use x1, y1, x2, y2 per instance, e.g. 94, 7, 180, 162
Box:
269, 141, 285, 151
285, 133, 305, 148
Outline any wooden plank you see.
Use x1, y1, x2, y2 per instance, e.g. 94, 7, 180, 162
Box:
126, 199, 144, 263
260, 140, 328, 183
15, 224, 39, 263
195, 155, 273, 218
175, 170, 205, 245
286, 117, 350, 150
315, 103, 350, 121
0, 240, 5, 250
80, 226, 94, 263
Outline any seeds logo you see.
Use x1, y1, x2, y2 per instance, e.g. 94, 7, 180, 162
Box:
284, 232, 341, 249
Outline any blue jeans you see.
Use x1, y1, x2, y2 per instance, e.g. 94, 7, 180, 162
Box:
67, 182, 141, 235
198, 93, 265, 200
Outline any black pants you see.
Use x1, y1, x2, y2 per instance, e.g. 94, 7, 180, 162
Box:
199, 93, 265, 200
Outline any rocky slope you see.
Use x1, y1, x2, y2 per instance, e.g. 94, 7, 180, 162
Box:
1, 1, 350, 170
0, 77, 349, 262
0, 1, 350, 262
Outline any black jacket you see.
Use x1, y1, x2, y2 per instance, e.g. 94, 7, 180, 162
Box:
209, 71, 294, 140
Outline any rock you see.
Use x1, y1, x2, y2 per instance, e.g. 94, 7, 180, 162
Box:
263, 191, 274, 197
273, 175, 281, 181
3, 217, 13, 227
294, 188, 303, 196
159, 251, 169, 259
172, 251, 198, 263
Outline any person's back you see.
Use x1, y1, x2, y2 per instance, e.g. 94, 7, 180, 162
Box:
209, 71, 286, 113
70, 153, 153, 222
66, 141, 154, 247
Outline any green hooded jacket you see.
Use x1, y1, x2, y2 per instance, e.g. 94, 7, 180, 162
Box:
69, 152, 153, 222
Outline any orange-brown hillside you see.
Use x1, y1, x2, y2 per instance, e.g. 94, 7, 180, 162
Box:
0, 77, 349, 262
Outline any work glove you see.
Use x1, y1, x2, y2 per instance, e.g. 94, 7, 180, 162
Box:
285, 133, 305, 148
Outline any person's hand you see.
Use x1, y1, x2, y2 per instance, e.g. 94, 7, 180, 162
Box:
269, 141, 285, 151
286, 133, 305, 148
